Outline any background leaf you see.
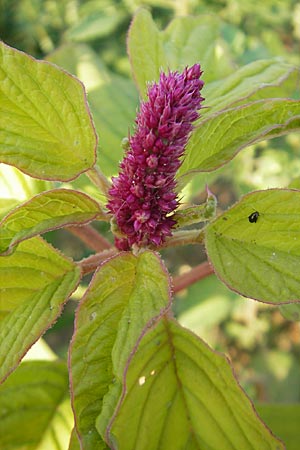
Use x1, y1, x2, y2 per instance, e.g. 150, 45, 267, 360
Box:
0, 42, 97, 181
205, 188, 300, 303
70, 251, 171, 450
108, 317, 283, 450
0, 360, 73, 450
0, 237, 81, 383
48, 43, 138, 177
256, 403, 300, 450
0, 188, 105, 254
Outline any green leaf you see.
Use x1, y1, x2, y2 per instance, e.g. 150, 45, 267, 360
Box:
178, 99, 300, 180
0, 360, 73, 450
256, 404, 300, 450
66, 10, 125, 42
68, 428, 81, 450
204, 59, 299, 114
69, 251, 170, 450
0, 42, 97, 181
127, 9, 166, 96
279, 303, 300, 321
47, 44, 138, 176
127, 10, 234, 95
0, 188, 105, 255
205, 188, 300, 303
107, 317, 283, 450
0, 237, 81, 383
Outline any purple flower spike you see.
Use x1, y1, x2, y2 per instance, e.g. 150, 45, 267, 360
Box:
107, 64, 205, 250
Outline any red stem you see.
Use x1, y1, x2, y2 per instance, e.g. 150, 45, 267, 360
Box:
78, 248, 118, 275
67, 224, 112, 252
173, 261, 214, 293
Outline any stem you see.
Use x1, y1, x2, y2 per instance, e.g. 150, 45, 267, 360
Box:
78, 248, 118, 275
67, 224, 112, 252
159, 229, 205, 249
87, 165, 111, 196
173, 261, 214, 293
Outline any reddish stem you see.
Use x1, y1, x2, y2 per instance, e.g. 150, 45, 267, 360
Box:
173, 261, 214, 293
67, 224, 112, 252
78, 248, 118, 275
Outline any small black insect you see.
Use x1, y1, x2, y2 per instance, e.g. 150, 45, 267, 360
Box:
248, 211, 259, 223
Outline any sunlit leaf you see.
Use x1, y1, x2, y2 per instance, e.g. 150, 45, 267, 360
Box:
0, 42, 97, 181
107, 317, 283, 450
69, 251, 170, 450
205, 188, 300, 303
0, 360, 73, 450
0, 237, 81, 383
178, 99, 300, 180
0, 189, 105, 254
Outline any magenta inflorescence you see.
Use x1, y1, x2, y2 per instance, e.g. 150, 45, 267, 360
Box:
107, 64, 205, 250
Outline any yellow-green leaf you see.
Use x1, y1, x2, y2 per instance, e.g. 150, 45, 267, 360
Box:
205, 189, 300, 303
0, 42, 97, 181
108, 317, 283, 450
0, 237, 81, 383
0, 189, 105, 254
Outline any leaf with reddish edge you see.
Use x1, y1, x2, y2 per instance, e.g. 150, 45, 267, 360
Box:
178, 99, 300, 181
0, 188, 106, 255
107, 316, 284, 450
205, 188, 300, 304
0, 236, 81, 383
0, 42, 97, 182
69, 251, 171, 450
0, 360, 73, 449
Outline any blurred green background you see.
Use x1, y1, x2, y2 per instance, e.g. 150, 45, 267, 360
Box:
1, 0, 300, 417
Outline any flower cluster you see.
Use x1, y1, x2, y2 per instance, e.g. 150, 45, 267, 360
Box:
107, 64, 205, 250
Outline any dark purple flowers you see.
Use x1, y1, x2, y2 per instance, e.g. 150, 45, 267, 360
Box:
107, 64, 205, 250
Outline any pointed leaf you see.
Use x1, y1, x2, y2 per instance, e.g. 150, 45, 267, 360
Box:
69, 251, 171, 450
0, 42, 97, 181
48, 44, 138, 176
127, 9, 166, 96
178, 99, 300, 179
0, 237, 81, 383
205, 188, 300, 303
0, 189, 105, 255
0, 360, 73, 450
107, 317, 283, 450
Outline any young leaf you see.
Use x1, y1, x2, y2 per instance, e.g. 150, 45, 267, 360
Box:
205, 188, 300, 303
0, 188, 105, 255
0, 360, 73, 450
0, 42, 97, 181
107, 317, 283, 450
0, 237, 81, 383
69, 251, 171, 450
178, 99, 300, 180
127, 9, 166, 96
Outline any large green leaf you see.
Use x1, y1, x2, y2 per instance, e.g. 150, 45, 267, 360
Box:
107, 317, 283, 450
205, 188, 300, 303
0, 42, 97, 181
0, 237, 81, 383
257, 404, 300, 450
178, 99, 300, 180
69, 251, 170, 450
47, 44, 138, 177
0, 188, 105, 254
0, 360, 73, 450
